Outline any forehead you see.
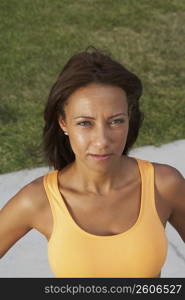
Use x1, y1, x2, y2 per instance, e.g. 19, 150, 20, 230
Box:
65, 83, 128, 114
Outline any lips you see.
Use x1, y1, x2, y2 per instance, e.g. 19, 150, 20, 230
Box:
91, 154, 111, 156
88, 154, 112, 161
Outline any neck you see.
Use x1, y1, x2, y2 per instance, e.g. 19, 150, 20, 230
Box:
72, 156, 126, 195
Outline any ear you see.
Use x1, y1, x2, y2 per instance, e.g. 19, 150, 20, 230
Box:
58, 116, 67, 132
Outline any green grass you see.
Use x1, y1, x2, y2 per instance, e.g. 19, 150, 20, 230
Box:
0, 0, 185, 174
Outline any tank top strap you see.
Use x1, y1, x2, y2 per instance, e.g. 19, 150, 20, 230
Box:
43, 170, 67, 218
133, 157, 158, 219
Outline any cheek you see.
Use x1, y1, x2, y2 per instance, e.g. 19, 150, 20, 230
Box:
115, 124, 129, 139
69, 132, 87, 151
115, 127, 129, 148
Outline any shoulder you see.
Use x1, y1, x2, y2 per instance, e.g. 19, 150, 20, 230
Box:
152, 161, 183, 179
152, 161, 184, 202
8, 175, 48, 214
151, 161, 185, 241
135, 158, 184, 207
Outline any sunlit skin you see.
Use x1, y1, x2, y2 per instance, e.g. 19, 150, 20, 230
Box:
58, 83, 130, 195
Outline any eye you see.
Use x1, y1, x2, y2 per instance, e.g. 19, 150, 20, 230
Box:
77, 121, 91, 126
76, 119, 125, 127
111, 119, 125, 124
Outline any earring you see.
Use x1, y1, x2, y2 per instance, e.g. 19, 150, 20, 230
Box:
64, 131, 68, 135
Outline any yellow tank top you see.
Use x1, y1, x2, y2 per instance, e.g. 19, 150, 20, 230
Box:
43, 157, 168, 278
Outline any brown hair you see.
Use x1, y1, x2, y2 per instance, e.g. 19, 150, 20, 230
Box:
42, 46, 144, 169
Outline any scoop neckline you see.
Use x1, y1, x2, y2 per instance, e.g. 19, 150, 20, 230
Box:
54, 157, 144, 239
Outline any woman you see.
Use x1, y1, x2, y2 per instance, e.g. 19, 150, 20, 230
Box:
0, 47, 184, 278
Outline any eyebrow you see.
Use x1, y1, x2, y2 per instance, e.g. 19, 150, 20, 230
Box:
73, 113, 127, 120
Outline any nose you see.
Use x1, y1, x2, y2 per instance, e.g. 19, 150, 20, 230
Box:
92, 124, 111, 149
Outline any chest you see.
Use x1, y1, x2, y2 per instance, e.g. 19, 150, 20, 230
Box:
61, 180, 141, 236
34, 176, 171, 240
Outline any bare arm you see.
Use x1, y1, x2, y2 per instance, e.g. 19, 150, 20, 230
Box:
0, 184, 36, 258
156, 163, 185, 242
168, 168, 185, 242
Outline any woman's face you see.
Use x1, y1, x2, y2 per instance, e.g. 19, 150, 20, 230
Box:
59, 83, 129, 170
